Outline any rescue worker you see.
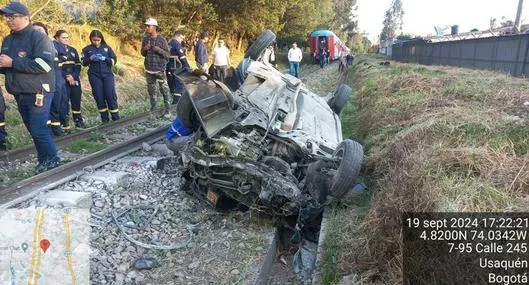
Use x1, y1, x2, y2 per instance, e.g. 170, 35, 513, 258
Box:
33, 22, 65, 136
0, 88, 6, 151
141, 17, 171, 117
82, 30, 120, 123
52, 32, 70, 134
55, 30, 86, 128
166, 31, 190, 105
164, 116, 193, 154
0, 2, 60, 171
194, 32, 209, 72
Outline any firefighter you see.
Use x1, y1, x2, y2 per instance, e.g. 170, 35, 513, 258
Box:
81, 30, 120, 123
0, 88, 6, 151
166, 31, 190, 105
52, 35, 70, 134
0, 2, 60, 171
33, 22, 65, 136
55, 30, 86, 128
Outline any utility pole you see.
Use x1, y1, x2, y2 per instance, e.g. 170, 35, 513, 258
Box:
514, 0, 524, 33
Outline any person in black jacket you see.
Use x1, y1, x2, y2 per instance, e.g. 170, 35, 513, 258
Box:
0, 2, 59, 171
55, 30, 86, 128
82, 30, 119, 123
166, 31, 190, 105
33, 21, 65, 137
0, 88, 6, 151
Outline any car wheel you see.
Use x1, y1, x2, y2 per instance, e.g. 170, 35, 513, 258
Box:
305, 160, 330, 204
244, 29, 276, 60
176, 91, 200, 131
329, 139, 363, 198
328, 84, 353, 115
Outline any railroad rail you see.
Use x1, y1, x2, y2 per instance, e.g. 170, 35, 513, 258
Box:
0, 125, 167, 209
0, 109, 164, 163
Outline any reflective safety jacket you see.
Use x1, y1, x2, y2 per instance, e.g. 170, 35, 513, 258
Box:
167, 39, 190, 70
53, 40, 67, 85
0, 25, 56, 94
60, 45, 81, 81
81, 43, 116, 75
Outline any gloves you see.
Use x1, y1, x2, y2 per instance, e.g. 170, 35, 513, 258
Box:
90, 54, 107, 61
152, 46, 163, 53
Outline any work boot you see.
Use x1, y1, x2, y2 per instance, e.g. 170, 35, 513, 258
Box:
111, 112, 120, 121
100, 112, 110, 124
73, 114, 87, 129
75, 119, 87, 129
36, 157, 61, 173
51, 126, 63, 137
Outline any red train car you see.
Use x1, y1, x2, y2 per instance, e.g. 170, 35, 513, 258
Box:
309, 30, 349, 61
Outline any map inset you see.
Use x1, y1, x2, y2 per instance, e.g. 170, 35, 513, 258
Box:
0, 208, 90, 285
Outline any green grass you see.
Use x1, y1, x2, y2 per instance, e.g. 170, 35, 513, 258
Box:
65, 139, 109, 154
321, 55, 529, 283
321, 191, 372, 284
2, 163, 37, 183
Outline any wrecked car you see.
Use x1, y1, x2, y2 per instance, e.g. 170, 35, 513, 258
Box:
174, 30, 363, 218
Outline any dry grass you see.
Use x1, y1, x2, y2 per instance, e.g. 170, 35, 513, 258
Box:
324, 56, 529, 284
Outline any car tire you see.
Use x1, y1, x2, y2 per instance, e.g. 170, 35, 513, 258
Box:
329, 139, 363, 198
176, 91, 200, 131
329, 84, 352, 115
244, 29, 276, 60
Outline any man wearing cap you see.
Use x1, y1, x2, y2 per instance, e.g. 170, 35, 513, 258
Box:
141, 17, 171, 117
0, 1, 60, 171
194, 32, 209, 72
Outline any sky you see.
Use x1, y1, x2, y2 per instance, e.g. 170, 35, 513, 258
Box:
356, 0, 529, 42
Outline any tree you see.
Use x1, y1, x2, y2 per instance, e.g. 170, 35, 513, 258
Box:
380, 0, 404, 41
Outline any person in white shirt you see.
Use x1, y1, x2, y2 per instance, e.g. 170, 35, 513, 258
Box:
212, 39, 230, 82
287, 42, 302, 78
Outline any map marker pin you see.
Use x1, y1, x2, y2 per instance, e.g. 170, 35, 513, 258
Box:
40, 239, 50, 253
21, 242, 28, 252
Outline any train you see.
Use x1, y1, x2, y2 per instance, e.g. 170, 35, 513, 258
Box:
309, 30, 350, 61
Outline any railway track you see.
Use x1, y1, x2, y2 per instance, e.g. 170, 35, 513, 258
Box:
0, 125, 167, 209
0, 109, 164, 163
0, 62, 349, 284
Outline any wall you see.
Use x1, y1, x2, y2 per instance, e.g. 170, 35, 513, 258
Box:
392, 34, 529, 77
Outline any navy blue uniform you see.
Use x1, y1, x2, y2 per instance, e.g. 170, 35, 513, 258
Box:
166, 39, 190, 103
0, 88, 6, 150
81, 43, 119, 122
50, 40, 69, 134
0, 24, 59, 168
60, 45, 84, 127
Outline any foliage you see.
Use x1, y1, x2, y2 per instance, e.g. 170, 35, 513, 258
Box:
396, 33, 414, 40
350, 33, 371, 54
280, 0, 333, 38
380, 0, 404, 41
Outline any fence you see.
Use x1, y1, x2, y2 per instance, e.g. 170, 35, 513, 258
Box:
391, 34, 529, 77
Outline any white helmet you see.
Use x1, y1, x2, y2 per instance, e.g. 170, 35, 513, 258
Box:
144, 17, 158, 26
